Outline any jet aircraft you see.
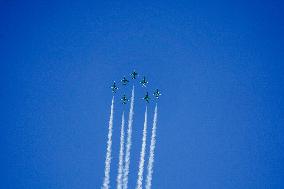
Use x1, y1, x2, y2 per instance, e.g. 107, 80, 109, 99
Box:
153, 89, 161, 98
121, 76, 129, 85
111, 82, 118, 93
140, 76, 148, 87
131, 70, 138, 79
121, 95, 128, 104
143, 92, 150, 103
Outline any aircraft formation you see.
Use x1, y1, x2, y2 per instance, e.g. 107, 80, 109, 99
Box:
111, 70, 161, 104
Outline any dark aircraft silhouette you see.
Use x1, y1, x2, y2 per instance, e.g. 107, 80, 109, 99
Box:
121, 77, 129, 85
140, 76, 148, 87
131, 70, 138, 79
111, 82, 118, 93
121, 95, 128, 104
153, 89, 161, 98
143, 92, 150, 103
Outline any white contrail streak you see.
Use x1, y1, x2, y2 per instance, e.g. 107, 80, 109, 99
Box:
102, 97, 115, 189
145, 104, 158, 189
136, 107, 148, 189
123, 86, 135, 189
116, 112, 125, 189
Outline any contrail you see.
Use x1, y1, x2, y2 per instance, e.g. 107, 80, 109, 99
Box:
123, 86, 135, 189
102, 97, 115, 189
116, 112, 125, 189
145, 104, 158, 189
136, 107, 148, 189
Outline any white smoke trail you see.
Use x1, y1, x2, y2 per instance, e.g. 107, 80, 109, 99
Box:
116, 112, 125, 189
123, 86, 135, 189
135, 107, 148, 189
102, 97, 115, 189
145, 104, 158, 189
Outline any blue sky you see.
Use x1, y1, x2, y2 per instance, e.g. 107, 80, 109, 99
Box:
1, 1, 284, 188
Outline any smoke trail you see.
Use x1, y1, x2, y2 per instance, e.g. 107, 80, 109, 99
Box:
145, 104, 158, 189
135, 107, 148, 189
102, 97, 115, 189
123, 86, 135, 189
116, 112, 125, 189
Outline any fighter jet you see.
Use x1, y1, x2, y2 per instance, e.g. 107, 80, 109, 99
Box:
111, 82, 118, 93
153, 89, 161, 98
131, 70, 138, 79
143, 92, 150, 103
140, 76, 148, 87
121, 95, 128, 104
121, 76, 129, 85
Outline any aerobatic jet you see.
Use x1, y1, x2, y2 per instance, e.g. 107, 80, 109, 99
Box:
131, 70, 138, 79
121, 95, 128, 104
121, 76, 129, 85
111, 82, 118, 93
140, 76, 148, 87
143, 92, 150, 103
153, 89, 161, 98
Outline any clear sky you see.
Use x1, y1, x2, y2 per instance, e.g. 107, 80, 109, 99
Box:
1, 1, 284, 188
